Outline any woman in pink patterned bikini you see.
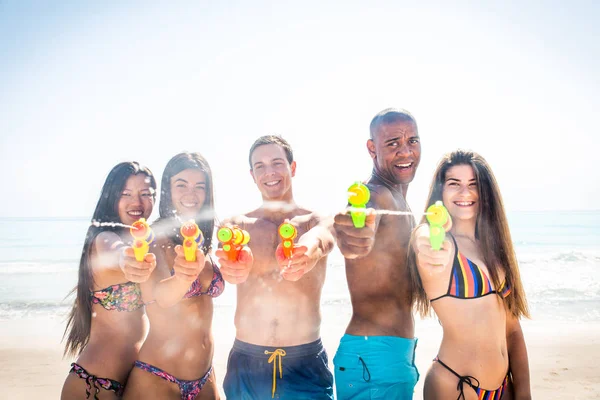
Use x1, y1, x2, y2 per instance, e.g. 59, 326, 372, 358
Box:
123, 153, 224, 400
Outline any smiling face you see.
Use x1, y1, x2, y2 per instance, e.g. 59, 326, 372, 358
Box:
250, 143, 296, 202
442, 164, 479, 223
170, 168, 207, 218
367, 120, 421, 186
117, 174, 155, 225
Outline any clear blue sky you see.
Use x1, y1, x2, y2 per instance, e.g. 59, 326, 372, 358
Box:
1, 0, 598, 219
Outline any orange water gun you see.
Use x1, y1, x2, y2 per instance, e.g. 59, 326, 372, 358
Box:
426, 201, 449, 251
278, 222, 297, 259
130, 218, 155, 262
217, 226, 250, 261
180, 220, 204, 262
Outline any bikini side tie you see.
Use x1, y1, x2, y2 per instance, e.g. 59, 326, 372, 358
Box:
434, 357, 480, 400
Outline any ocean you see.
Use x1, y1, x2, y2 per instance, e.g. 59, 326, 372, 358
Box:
1, 211, 599, 322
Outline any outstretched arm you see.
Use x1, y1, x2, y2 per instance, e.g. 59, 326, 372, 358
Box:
278, 215, 336, 281
93, 231, 156, 283
333, 211, 378, 259
506, 313, 531, 399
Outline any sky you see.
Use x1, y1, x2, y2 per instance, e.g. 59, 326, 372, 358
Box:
1, 0, 599, 220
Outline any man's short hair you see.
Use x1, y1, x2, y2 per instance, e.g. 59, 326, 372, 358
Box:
248, 135, 294, 168
369, 108, 418, 139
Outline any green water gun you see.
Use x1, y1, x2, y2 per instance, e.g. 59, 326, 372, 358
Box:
426, 201, 449, 250
347, 182, 370, 228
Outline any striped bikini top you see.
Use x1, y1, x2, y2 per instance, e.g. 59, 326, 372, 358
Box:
170, 257, 224, 299
430, 234, 511, 303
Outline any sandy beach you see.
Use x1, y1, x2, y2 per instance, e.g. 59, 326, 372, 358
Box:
1, 306, 599, 399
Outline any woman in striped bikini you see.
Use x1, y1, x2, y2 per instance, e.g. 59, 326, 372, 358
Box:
409, 150, 531, 400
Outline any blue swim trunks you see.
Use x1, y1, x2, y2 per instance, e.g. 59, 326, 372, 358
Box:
333, 335, 419, 400
223, 338, 334, 400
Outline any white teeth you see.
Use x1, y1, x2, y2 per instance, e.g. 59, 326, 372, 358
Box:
395, 163, 412, 168
455, 201, 474, 206
265, 181, 280, 186
181, 202, 197, 207
128, 210, 142, 216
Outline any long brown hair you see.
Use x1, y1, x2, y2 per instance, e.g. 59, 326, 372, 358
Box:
63, 162, 156, 358
408, 150, 529, 319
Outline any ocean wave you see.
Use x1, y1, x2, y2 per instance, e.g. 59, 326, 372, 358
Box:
518, 250, 600, 265
0, 261, 78, 274
0, 300, 71, 319
526, 288, 600, 303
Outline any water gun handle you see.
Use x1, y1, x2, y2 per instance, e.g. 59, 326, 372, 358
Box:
130, 218, 154, 262
278, 222, 297, 259
347, 182, 370, 228
133, 239, 149, 262
426, 201, 449, 251
181, 221, 204, 262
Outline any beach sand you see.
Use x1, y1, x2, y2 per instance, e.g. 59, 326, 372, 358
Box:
1, 306, 599, 399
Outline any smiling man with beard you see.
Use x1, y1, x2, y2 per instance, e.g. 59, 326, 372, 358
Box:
218, 135, 336, 400
333, 108, 422, 399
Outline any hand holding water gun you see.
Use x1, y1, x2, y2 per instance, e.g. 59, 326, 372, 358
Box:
215, 225, 253, 284
180, 220, 204, 262
119, 218, 156, 282
172, 243, 206, 284
130, 218, 155, 262
414, 201, 452, 272
275, 221, 328, 281
333, 182, 377, 259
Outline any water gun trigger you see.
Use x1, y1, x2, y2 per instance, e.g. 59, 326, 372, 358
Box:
180, 220, 204, 262
278, 221, 297, 259
347, 182, 370, 228
426, 201, 449, 251
130, 218, 155, 262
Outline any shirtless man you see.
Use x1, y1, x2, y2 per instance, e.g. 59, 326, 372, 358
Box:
333, 108, 421, 399
218, 135, 335, 400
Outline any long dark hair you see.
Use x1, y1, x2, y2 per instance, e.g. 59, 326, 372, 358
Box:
155, 152, 215, 254
408, 150, 529, 319
63, 162, 156, 357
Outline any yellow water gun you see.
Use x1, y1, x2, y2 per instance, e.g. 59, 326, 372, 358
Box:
130, 218, 155, 262
180, 220, 204, 262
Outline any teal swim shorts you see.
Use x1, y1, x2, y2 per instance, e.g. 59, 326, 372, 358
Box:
333, 334, 419, 399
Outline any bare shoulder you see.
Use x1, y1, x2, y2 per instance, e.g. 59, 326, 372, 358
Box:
94, 230, 124, 252
367, 184, 396, 209
367, 183, 410, 212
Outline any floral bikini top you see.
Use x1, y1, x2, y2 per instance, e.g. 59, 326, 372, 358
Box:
90, 282, 145, 312
172, 258, 225, 299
